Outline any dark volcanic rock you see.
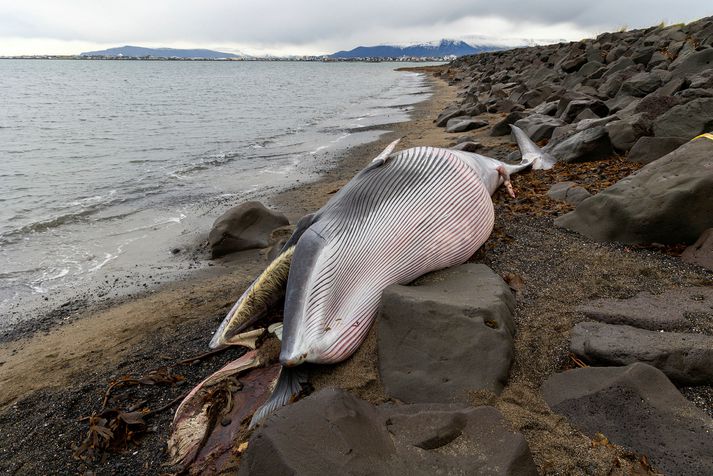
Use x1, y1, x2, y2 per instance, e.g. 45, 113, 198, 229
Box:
490, 111, 526, 136
654, 76, 686, 97
546, 182, 591, 206
572, 108, 599, 122
676, 87, 713, 101
560, 98, 608, 123
532, 101, 559, 116
652, 98, 713, 139
576, 287, 713, 332
627, 136, 686, 163
618, 70, 671, 97
241, 389, 538, 476
598, 66, 641, 98
239, 389, 395, 476
383, 404, 538, 475
445, 116, 472, 129
560, 54, 587, 73
451, 141, 483, 152
378, 264, 515, 403
555, 138, 713, 244
574, 115, 617, 131
570, 321, 713, 385
435, 107, 465, 127
545, 126, 614, 163
682, 228, 713, 271
633, 93, 681, 120
670, 47, 713, 78
579, 60, 604, 77
446, 118, 489, 133
605, 114, 651, 152
542, 363, 713, 476
208, 201, 289, 258
689, 70, 713, 89
513, 114, 565, 141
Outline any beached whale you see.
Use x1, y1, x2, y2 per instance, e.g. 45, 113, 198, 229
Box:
168, 129, 553, 467
209, 126, 552, 353
205, 126, 552, 424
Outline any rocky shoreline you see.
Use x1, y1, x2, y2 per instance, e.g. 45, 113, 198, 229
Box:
234, 16, 713, 475
1, 16, 713, 476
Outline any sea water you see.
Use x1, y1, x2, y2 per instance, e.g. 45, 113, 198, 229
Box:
0, 60, 432, 328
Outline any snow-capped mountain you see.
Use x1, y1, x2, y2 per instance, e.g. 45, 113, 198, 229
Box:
329, 39, 500, 58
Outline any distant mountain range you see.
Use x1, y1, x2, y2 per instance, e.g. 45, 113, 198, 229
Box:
79, 40, 500, 60
329, 39, 499, 58
80, 46, 241, 59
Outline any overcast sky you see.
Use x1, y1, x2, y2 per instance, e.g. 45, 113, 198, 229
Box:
0, 1, 710, 56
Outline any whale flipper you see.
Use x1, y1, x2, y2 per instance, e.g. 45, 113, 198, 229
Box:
249, 366, 306, 428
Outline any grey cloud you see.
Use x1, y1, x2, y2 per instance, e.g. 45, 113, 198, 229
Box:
1, 1, 710, 52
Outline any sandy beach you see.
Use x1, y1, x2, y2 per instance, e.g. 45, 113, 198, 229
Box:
1, 66, 711, 475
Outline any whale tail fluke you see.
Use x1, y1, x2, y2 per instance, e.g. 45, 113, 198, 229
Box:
510, 124, 556, 170
249, 366, 307, 428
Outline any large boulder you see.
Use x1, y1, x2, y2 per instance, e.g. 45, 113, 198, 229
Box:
239, 389, 395, 475
618, 70, 671, 97
670, 47, 713, 78
652, 98, 713, 139
446, 118, 489, 133
435, 107, 466, 127
378, 264, 515, 403
682, 228, 713, 271
542, 363, 713, 476
555, 137, 713, 244
605, 114, 651, 152
547, 182, 591, 206
570, 321, 713, 385
545, 126, 615, 163
513, 114, 565, 141
626, 136, 686, 163
241, 389, 538, 476
491, 111, 526, 136
560, 98, 609, 123
208, 202, 289, 258
532, 100, 559, 116
576, 287, 713, 332
382, 404, 538, 475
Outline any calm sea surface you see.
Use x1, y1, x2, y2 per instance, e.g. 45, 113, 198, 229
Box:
0, 60, 432, 327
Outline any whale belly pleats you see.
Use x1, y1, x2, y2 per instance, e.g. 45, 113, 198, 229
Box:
281, 147, 495, 365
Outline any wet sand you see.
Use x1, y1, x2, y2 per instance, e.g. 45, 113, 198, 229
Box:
1, 68, 711, 475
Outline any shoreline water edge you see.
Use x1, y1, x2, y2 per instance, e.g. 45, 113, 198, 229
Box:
0, 61, 436, 335
0, 67, 462, 475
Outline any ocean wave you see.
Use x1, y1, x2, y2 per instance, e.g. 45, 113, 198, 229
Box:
0, 193, 123, 245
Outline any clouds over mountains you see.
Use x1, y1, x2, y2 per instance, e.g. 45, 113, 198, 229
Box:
1, 1, 710, 55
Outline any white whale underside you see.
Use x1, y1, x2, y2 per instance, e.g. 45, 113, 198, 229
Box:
280, 146, 495, 365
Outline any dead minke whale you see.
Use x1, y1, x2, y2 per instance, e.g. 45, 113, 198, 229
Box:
203, 126, 553, 426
